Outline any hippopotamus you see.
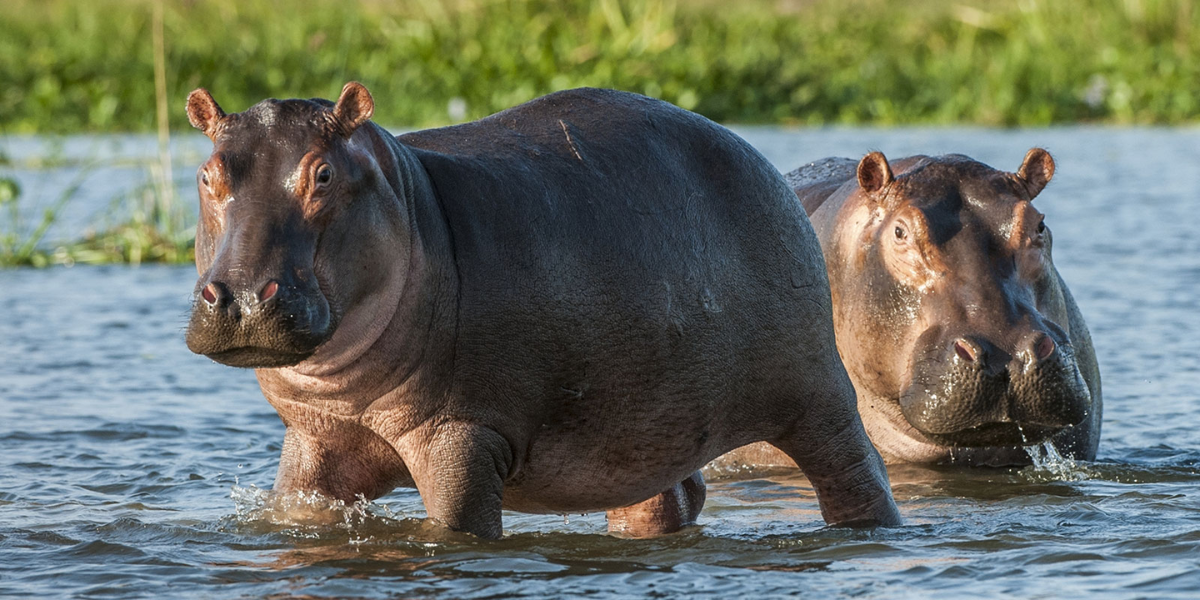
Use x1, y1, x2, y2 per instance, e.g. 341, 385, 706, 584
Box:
182, 82, 900, 538
714, 150, 1100, 469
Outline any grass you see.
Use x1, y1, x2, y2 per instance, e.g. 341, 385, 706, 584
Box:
1, 0, 1199, 133
2, 0, 1198, 266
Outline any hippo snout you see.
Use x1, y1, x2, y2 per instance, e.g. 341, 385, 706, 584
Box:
185, 273, 332, 368
899, 327, 1091, 447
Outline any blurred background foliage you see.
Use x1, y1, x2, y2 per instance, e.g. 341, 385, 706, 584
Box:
2, 0, 1199, 132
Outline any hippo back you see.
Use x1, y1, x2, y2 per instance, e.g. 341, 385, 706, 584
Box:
397, 89, 849, 506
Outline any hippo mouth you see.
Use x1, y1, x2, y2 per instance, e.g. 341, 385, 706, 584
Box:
915, 421, 1065, 448
185, 283, 335, 369
898, 332, 1092, 450
205, 346, 316, 369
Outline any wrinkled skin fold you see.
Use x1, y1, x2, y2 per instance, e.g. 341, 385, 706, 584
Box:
183, 83, 901, 538
713, 150, 1101, 470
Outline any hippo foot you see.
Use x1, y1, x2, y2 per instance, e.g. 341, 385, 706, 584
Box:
606, 471, 706, 537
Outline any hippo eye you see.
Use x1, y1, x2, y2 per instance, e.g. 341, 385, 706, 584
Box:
315, 164, 333, 186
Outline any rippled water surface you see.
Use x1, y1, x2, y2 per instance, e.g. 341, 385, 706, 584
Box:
2, 128, 1199, 598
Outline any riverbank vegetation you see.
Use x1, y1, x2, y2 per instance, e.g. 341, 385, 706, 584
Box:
2, 0, 1198, 266
3, 0, 1199, 133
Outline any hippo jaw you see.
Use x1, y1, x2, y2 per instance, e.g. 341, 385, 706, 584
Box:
907, 421, 1065, 448
895, 324, 1092, 448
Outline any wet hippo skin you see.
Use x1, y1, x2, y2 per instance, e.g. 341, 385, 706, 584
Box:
182, 82, 900, 538
714, 150, 1101, 469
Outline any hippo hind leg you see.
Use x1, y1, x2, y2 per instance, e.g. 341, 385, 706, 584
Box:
606, 471, 706, 537
771, 376, 902, 527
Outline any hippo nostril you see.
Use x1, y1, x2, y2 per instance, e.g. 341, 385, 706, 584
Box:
954, 339, 979, 363
1034, 334, 1056, 361
259, 280, 279, 303
201, 283, 220, 306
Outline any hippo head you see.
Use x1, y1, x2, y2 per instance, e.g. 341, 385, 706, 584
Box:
831, 149, 1091, 451
184, 82, 409, 369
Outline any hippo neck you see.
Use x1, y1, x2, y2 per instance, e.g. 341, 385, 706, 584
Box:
258, 124, 459, 415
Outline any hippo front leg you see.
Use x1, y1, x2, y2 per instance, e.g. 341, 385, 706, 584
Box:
274, 424, 411, 502
408, 423, 513, 539
606, 471, 706, 537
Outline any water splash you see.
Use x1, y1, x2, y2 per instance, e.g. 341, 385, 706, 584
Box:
1022, 441, 1087, 482
228, 484, 404, 539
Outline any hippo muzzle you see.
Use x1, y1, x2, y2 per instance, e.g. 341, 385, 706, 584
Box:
899, 322, 1091, 447
185, 216, 334, 368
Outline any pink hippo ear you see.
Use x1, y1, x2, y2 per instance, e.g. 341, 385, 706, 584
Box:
333, 81, 375, 135
186, 88, 226, 140
857, 151, 895, 197
1017, 147, 1055, 199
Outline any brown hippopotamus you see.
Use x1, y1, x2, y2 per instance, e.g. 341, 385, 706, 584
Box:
182, 82, 900, 538
714, 150, 1100, 469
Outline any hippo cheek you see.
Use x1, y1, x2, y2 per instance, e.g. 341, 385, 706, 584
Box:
185, 278, 334, 368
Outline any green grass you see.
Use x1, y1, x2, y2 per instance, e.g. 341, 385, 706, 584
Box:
2, 0, 1198, 266
1, 0, 1199, 133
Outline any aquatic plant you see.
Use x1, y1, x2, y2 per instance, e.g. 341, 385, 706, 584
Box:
0, 173, 83, 268
0, 1, 194, 268
62, 168, 196, 266
0, 168, 195, 268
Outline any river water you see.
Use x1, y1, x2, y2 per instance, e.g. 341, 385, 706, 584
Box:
1, 128, 1198, 598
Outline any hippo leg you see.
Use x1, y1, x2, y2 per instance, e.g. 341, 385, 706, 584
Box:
606, 471, 706, 537
274, 424, 411, 502
409, 423, 512, 539
771, 379, 902, 527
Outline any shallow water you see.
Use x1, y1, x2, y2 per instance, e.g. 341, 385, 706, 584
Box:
2, 128, 1199, 598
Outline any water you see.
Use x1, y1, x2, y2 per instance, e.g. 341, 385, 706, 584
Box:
2, 128, 1199, 598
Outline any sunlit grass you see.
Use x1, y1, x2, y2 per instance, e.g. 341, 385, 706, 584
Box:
1, 0, 1198, 133
2, 0, 1198, 265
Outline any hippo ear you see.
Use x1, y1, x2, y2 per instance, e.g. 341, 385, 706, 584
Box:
333, 81, 375, 135
186, 89, 226, 140
857, 151, 895, 197
1017, 148, 1055, 199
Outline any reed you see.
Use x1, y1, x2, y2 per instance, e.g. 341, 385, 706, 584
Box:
0, 169, 194, 268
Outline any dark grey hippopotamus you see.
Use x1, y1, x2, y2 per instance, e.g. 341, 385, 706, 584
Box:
182, 82, 900, 538
715, 150, 1100, 469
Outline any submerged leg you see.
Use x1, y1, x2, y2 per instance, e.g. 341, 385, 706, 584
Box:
274, 424, 410, 503
606, 471, 706, 537
410, 423, 512, 539
772, 376, 902, 527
